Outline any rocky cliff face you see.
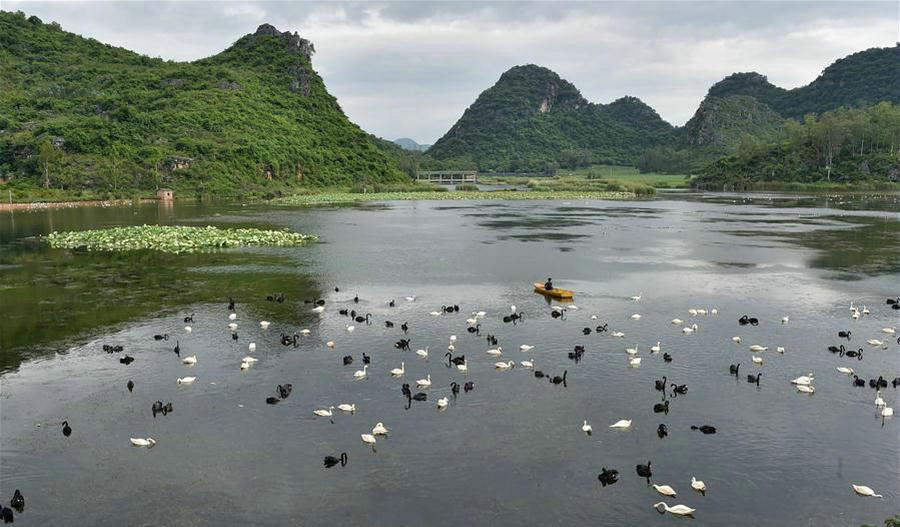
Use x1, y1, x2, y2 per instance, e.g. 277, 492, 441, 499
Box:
682, 95, 783, 147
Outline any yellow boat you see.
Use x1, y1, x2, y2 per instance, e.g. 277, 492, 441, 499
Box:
533, 282, 574, 300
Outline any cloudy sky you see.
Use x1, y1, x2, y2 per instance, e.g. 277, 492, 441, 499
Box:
7, 1, 898, 143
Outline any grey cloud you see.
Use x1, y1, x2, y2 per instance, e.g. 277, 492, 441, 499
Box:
6, 1, 896, 143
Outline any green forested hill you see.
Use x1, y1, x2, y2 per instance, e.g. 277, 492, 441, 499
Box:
427, 65, 676, 171
707, 45, 900, 119
0, 12, 405, 198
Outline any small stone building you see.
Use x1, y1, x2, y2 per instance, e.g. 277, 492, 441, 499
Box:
157, 188, 174, 201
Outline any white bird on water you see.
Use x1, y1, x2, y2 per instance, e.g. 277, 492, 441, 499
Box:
866, 339, 883, 346
437, 397, 449, 409
416, 346, 429, 358
609, 419, 632, 429
653, 502, 696, 516
346, 325, 355, 333
631, 292, 642, 301
752, 356, 763, 364
228, 323, 238, 331
354, 365, 368, 379
732, 336, 741, 343
874, 390, 885, 407
486, 347, 503, 356
836, 366, 854, 375
260, 321, 270, 329
629, 357, 641, 367
313, 406, 334, 417
851, 484, 883, 498
495, 360, 515, 370
611, 331, 625, 338
229, 313, 237, 321
671, 319, 683, 325
519, 344, 534, 352
337, 403, 356, 413
361, 434, 376, 445
581, 420, 592, 435
796, 385, 815, 393
405, 296, 416, 302
749, 345, 768, 352
181, 355, 197, 365
176, 376, 196, 384
650, 341, 661, 353
416, 374, 432, 387
130, 437, 156, 447
781, 315, 789, 324
653, 484, 676, 497
691, 476, 706, 494
630, 313, 641, 320
390, 362, 405, 377
372, 422, 389, 435
682, 324, 698, 334
521, 358, 534, 369
791, 374, 814, 386
312, 305, 325, 314
184, 326, 192, 333
626, 344, 639, 355
248, 342, 256, 352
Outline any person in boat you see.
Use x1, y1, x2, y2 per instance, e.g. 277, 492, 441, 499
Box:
544, 277, 553, 291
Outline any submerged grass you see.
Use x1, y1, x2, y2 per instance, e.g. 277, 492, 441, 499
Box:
271, 190, 636, 206
46, 225, 317, 254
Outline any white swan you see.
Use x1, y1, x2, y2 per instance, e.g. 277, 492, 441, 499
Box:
682, 324, 698, 334
184, 326, 192, 333
495, 360, 515, 370
466, 318, 478, 326
609, 419, 632, 429
390, 362, 405, 377
416, 346, 429, 358
228, 322, 238, 331
521, 359, 534, 369
781, 315, 789, 324
312, 305, 325, 314
416, 374, 431, 387
688, 308, 697, 316
631, 292, 642, 301
473, 311, 486, 318
229, 313, 237, 321
449, 335, 457, 343
851, 310, 859, 320
752, 356, 763, 364
611, 331, 625, 338
691, 476, 706, 494
326, 341, 335, 349
851, 484, 883, 498
181, 355, 197, 365
486, 347, 503, 356
457, 360, 468, 373
653, 484, 676, 497
697, 308, 707, 316
732, 336, 741, 343
711, 308, 718, 315
862, 306, 870, 315
300, 329, 311, 336
791, 374, 814, 386
346, 325, 355, 332
836, 367, 854, 375
631, 313, 641, 320
361, 433, 376, 445
176, 376, 196, 384
671, 318, 683, 325
405, 296, 416, 302
653, 502, 695, 516
866, 339, 883, 346
582, 420, 592, 434
354, 365, 368, 379
510, 305, 516, 313
874, 390, 885, 407
260, 321, 270, 329
519, 344, 534, 352
240, 360, 251, 370
447, 344, 455, 352
882, 407, 893, 417
629, 357, 641, 367
313, 406, 334, 417
429, 311, 442, 316
337, 403, 356, 413
248, 342, 256, 352
650, 341, 661, 353
749, 345, 768, 352
796, 385, 815, 393
372, 422, 389, 435
626, 344, 639, 355
776, 346, 785, 353
130, 437, 156, 447
568, 305, 579, 310
882, 327, 896, 335
437, 397, 449, 409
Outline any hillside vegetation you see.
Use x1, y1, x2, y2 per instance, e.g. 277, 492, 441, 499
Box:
427, 65, 675, 172
0, 12, 406, 199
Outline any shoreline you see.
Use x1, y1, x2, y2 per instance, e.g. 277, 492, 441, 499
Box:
0, 198, 158, 212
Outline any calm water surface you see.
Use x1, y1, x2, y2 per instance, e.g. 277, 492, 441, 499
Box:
1, 193, 898, 526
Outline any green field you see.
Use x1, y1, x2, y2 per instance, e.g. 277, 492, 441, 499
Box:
480, 165, 692, 189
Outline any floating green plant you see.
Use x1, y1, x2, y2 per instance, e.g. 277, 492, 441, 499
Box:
272, 190, 635, 206
46, 225, 317, 254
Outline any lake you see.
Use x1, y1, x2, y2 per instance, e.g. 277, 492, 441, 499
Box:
1, 192, 898, 526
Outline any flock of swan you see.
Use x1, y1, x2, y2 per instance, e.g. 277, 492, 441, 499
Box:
28, 287, 895, 523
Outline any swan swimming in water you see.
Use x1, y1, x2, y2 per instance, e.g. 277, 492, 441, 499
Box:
486, 347, 503, 356
653, 502, 695, 516
851, 485, 883, 498
176, 377, 196, 384
313, 406, 334, 417
629, 357, 641, 367
521, 358, 534, 369
181, 355, 197, 365
752, 356, 763, 364
671, 319, 683, 325
653, 484, 676, 497
130, 437, 156, 447
791, 374, 814, 386
416, 374, 432, 387
732, 336, 741, 343
691, 476, 706, 495
361, 434, 376, 446
519, 344, 534, 352
749, 345, 767, 352
495, 360, 515, 370
337, 404, 356, 413
416, 346, 429, 358
582, 420, 592, 435
836, 366, 854, 375
372, 422, 389, 435
353, 365, 368, 379
609, 419, 632, 429
260, 321, 270, 329
390, 362, 405, 377
650, 341, 661, 353
437, 397, 449, 409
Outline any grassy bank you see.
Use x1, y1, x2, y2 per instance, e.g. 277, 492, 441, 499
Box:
271, 190, 636, 206
479, 165, 691, 190
717, 180, 900, 192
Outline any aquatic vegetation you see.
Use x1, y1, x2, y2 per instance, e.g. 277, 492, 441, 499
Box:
46, 225, 317, 254
272, 190, 635, 206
